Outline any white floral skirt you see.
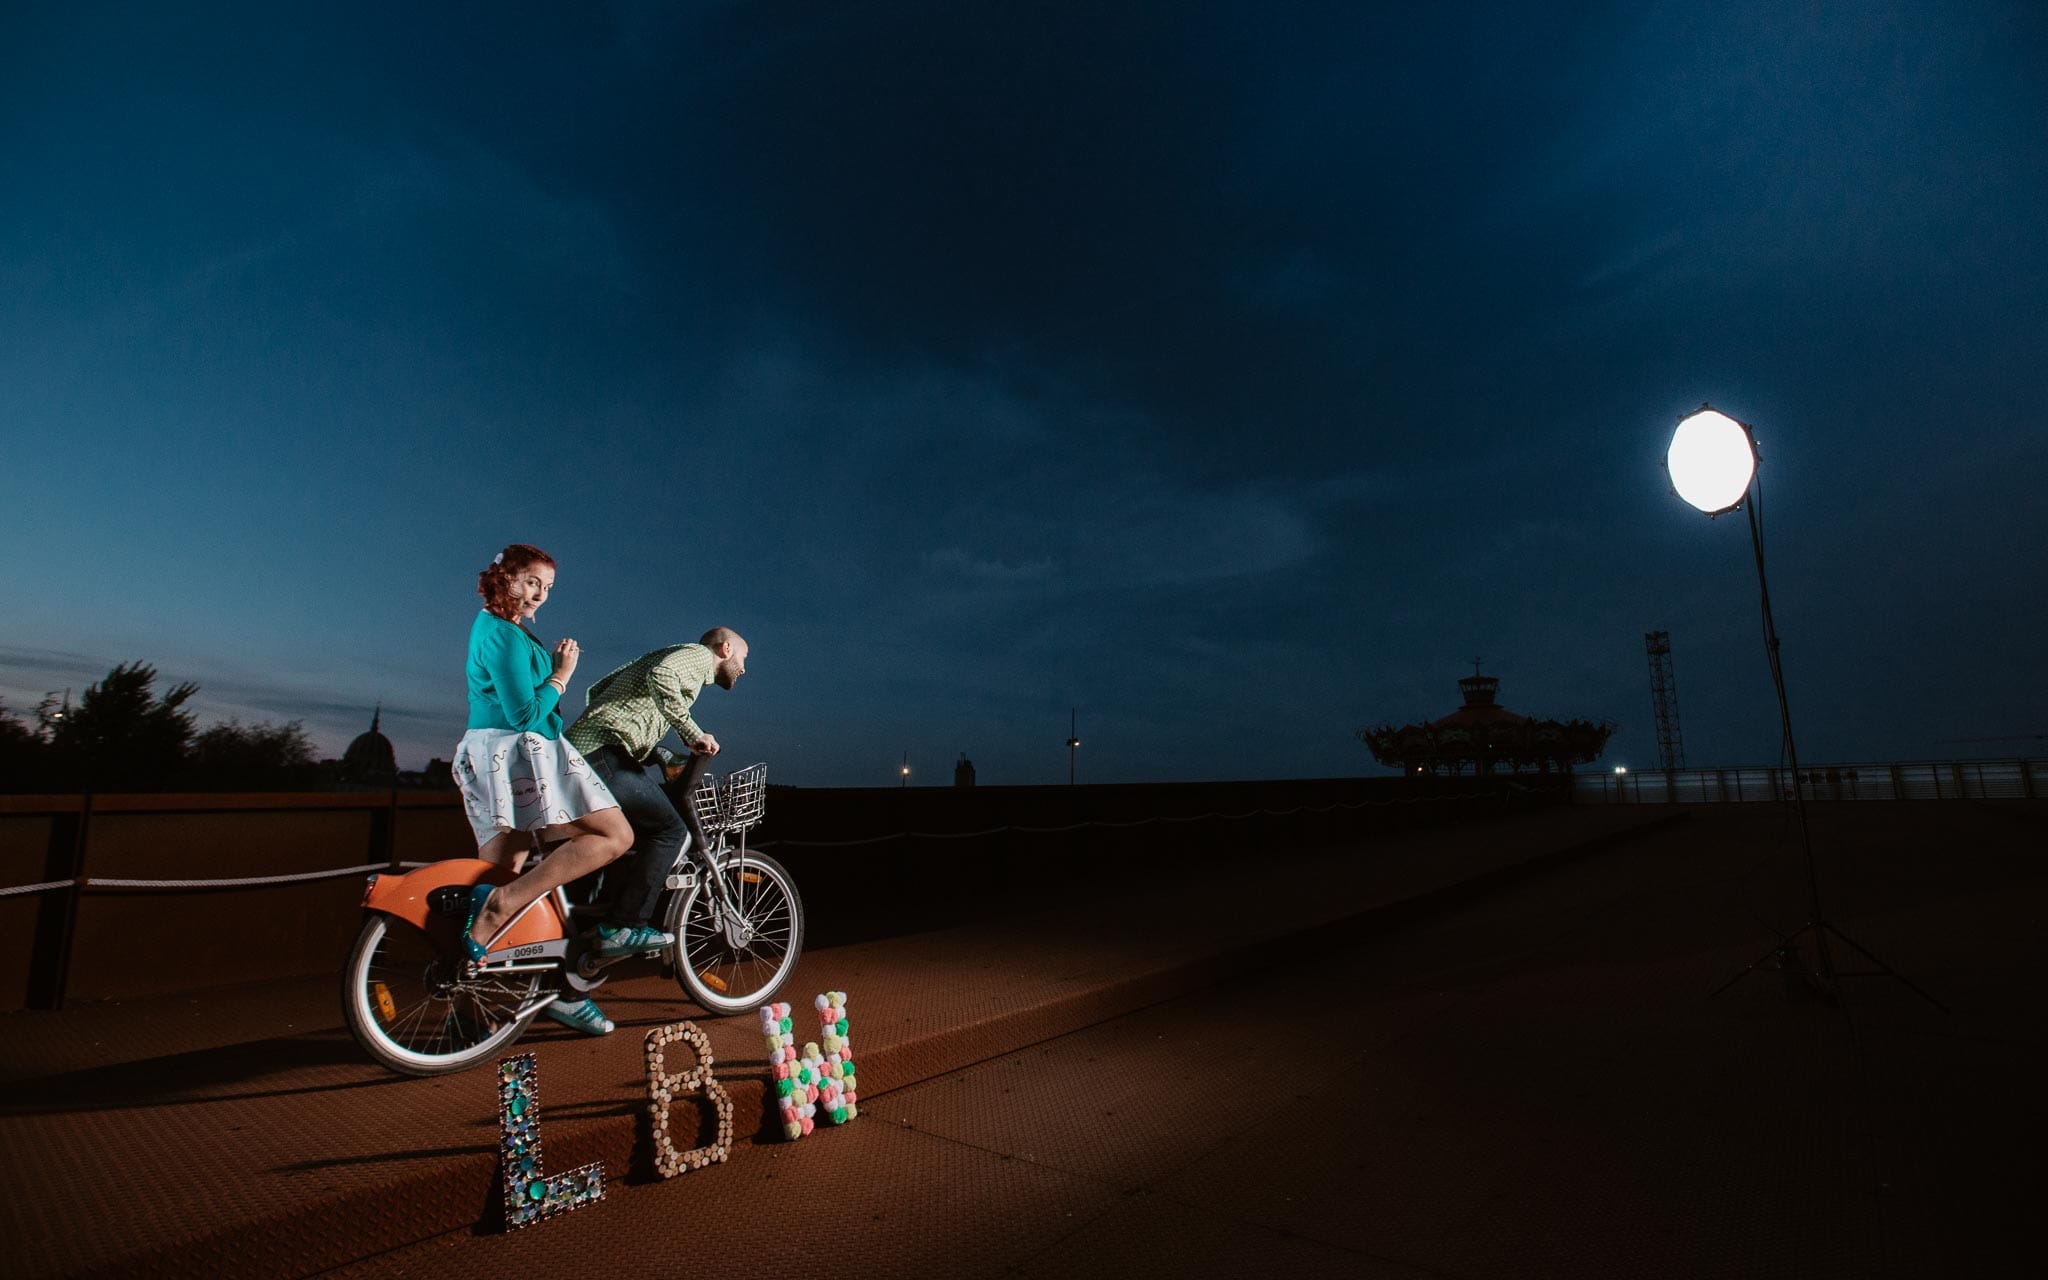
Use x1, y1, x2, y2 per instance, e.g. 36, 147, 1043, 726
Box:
454, 729, 619, 847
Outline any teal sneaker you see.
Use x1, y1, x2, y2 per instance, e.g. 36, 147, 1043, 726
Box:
543, 997, 614, 1037
593, 924, 674, 958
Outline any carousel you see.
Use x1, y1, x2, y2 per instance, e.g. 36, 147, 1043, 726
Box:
1359, 669, 1614, 776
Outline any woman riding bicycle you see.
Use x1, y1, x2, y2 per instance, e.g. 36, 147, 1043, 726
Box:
454, 543, 632, 1036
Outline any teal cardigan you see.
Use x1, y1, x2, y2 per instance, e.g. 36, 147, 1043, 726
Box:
466, 610, 563, 736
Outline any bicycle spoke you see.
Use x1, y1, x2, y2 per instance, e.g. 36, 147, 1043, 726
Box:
461, 992, 508, 1033
360, 918, 538, 1056
669, 852, 799, 1008
439, 1003, 468, 1049
390, 995, 440, 1048
457, 996, 498, 1039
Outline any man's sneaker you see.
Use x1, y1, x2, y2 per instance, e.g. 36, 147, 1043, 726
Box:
543, 997, 614, 1037
593, 924, 674, 958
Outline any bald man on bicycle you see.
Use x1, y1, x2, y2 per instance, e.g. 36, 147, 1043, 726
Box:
563, 627, 750, 960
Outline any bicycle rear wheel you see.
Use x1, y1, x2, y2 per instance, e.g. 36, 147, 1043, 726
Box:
343, 913, 544, 1076
663, 851, 803, 1015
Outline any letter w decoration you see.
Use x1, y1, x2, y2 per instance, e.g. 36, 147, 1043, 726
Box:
761, 991, 860, 1140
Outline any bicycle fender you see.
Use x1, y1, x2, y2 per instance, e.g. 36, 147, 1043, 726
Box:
361, 859, 500, 929
361, 859, 571, 951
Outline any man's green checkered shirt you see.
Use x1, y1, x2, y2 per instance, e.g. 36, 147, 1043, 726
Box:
564, 643, 716, 761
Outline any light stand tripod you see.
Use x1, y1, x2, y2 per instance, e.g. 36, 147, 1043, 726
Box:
1666, 406, 1943, 1010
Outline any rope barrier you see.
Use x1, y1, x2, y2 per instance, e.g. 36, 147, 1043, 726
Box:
0, 860, 437, 896
0, 789, 1519, 892
0, 879, 74, 899
85, 862, 395, 890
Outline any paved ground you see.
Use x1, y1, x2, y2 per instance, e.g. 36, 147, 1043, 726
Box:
317, 801, 2046, 1279
8, 798, 2039, 1277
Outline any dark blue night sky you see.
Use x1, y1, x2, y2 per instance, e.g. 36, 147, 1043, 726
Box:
4, 2, 2045, 784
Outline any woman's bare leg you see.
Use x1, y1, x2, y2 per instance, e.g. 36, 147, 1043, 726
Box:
476, 829, 534, 874
469, 807, 632, 947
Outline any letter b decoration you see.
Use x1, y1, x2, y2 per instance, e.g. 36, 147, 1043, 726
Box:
643, 1020, 734, 1177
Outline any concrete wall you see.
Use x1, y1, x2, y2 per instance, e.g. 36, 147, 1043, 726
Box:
0, 775, 1554, 1010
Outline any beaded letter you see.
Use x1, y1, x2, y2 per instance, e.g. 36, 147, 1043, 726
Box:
497, 1053, 605, 1230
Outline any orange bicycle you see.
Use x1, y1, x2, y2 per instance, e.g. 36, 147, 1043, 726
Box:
343, 760, 801, 1075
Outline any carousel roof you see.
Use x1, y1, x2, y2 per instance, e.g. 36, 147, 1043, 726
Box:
1358, 670, 1613, 774
1428, 674, 1528, 730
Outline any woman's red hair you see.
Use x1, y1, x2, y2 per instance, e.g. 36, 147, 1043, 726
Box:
478, 544, 557, 618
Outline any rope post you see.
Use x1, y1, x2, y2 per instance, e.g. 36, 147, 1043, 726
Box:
369, 786, 400, 872
27, 794, 91, 1011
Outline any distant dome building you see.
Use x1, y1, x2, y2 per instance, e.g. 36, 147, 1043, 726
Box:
340, 706, 398, 789
1359, 669, 1614, 777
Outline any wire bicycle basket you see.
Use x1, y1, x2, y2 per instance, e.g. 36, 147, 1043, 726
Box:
688, 762, 768, 836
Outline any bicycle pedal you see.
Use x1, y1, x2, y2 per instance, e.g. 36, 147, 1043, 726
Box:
665, 871, 697, 891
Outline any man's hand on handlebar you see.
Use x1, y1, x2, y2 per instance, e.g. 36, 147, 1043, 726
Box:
662, 743, 715, 783
692, 733, 720, 757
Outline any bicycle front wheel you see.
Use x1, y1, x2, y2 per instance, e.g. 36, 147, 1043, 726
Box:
663, 851, 804, 1015
343, 913, 543, 1076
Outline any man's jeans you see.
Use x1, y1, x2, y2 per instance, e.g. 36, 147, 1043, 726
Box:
585, 745, 689, 929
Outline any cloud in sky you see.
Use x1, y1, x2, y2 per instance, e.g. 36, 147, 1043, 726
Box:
3, 0, 2045, 784
920, 548, 1057, 584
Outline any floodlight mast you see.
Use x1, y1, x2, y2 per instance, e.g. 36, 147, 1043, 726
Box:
1671, 404, 1943, 1010
1719, 418, 1832, 995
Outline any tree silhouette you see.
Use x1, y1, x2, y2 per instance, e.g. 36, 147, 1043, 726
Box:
188, 719, 318, 790
4, 663, 370, 793
0, 702, 55, 791
45, 662, 198, 791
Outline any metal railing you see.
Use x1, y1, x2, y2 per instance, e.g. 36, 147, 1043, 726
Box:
1575, 757, 2045, 804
